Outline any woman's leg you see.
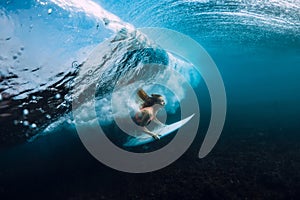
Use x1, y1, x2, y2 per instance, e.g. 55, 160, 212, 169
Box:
141, 126, 160, 140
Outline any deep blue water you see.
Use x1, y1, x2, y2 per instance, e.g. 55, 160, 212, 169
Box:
0, 0, 300, 199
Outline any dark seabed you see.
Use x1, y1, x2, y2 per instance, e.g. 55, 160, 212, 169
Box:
1, 100, 300, 199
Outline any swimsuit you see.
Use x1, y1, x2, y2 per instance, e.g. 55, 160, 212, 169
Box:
134, 107, 154, 126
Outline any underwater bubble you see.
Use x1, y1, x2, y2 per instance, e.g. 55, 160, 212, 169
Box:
37, 0, 47, 6
13, 120, 18, 125
32, 96, 36, 100
86, 77, 91, 83
31, 123, 37, 128
103, 18, 110, 26
31, 68, 40, 72
72, 61, 78, 68
0, 94, 2, 101
46, 114, 51, 119
23, 121, 29, 126
55, 93, 61, 99
12, 55, 17, 60
48, 8, 52, 15
23, 109, 29, 115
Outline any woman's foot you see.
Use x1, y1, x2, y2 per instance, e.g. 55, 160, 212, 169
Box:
152, 134, 160, 140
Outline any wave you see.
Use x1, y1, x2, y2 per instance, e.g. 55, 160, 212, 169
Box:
101, 0, 299, 49
0, 0, 200, 146
50, 0, 135, 32
0, 0, 298, 147
114, 0, 300, 30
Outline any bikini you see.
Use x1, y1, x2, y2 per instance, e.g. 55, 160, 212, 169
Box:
134, 107, 154, 127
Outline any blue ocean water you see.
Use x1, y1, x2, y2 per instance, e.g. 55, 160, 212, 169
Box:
0, 0, 299, 199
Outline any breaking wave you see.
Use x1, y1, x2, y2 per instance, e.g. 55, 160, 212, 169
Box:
0, 0, 299, 146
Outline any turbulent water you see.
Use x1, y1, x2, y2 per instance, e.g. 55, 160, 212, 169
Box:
0, 0, 299, 147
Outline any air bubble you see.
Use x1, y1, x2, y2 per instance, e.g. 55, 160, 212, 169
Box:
46, 114, 51, 119
23, 109, 29, 115
31, 123, 37, 128
48, 8, 52, 15
55, 93, 61, 99
103, 18, 110, 26
86, 77, 91, 83
72, 61, 78, 68
23, 121, 29, 126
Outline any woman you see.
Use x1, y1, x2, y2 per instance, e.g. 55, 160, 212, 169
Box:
134, 88, 166, 140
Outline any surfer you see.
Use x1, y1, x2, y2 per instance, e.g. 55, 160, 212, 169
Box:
134, 89, 166, 140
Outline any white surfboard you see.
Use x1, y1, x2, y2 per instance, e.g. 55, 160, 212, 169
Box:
123, 114, 194, 147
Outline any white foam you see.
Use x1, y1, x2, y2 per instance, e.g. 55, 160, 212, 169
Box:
50, 0, 135, 32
